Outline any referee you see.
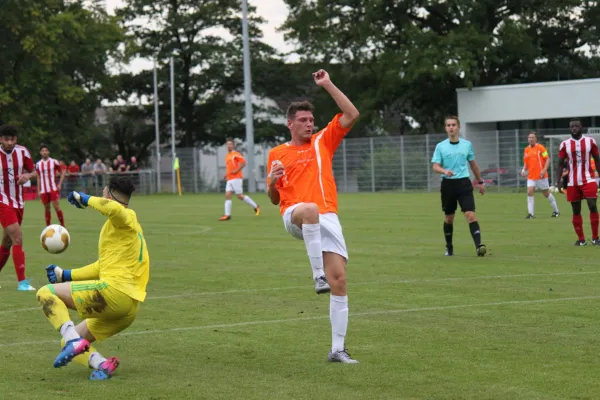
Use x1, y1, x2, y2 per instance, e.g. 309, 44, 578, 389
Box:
431, 116, 486, 257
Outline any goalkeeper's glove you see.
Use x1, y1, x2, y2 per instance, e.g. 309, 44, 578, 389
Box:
46, 264, 72, 283
68, 191, 90, 209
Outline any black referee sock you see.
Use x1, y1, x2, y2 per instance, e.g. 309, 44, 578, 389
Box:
469, 221, 482, 248
443, 223, 453, 248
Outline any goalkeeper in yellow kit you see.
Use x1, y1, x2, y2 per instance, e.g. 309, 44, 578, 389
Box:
36, 176, 149, 380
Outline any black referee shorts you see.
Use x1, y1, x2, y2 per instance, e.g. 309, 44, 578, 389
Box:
441, 177, 476, 215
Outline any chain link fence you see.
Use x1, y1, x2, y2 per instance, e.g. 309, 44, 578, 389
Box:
148, 128, 588, 194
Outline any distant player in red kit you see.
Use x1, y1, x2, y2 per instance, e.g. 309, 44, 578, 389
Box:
555, 119, 600, 246
36, 145, 66, 226
0, 125, 36, 291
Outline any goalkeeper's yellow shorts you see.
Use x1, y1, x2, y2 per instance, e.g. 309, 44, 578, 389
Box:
70, 280, 140, 341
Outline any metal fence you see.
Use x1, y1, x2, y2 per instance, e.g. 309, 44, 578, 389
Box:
149, 128, 584, 194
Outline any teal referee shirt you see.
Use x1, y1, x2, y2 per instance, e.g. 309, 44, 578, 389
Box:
431, 138, 475, 179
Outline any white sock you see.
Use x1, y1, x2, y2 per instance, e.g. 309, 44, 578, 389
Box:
59, 321, 80, 342
527, 196, 534, 215
302, 223, 324, 279
547, 194, 559, 213
330, 295, 348, 352
224, 200, 232, 216
88, 352, 107, 369
243, 195, 258, 209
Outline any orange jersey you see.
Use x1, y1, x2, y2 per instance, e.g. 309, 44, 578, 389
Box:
225, 151, 245, 180
267, 114, 350, 216
523, 144, 549, 180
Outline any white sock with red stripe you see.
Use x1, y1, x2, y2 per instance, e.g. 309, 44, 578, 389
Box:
527, 196, 534, 215
302, 223, 324, 279
224, 200, 232, 216
547, 194, 559, 213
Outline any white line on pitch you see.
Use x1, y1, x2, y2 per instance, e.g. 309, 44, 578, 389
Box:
0, 295, 598, 348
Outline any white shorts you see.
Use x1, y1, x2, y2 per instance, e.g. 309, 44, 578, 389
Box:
225, 178, 243, 194
527, 178, 550, 191
283, 203, 349, 260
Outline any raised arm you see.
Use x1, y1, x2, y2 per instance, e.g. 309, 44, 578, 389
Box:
314, 70, 359, 129
68, 192, 132, 228
45, 261, 99, 283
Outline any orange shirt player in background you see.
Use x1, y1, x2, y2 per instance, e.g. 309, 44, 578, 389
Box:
267, 69, 360, 364
521, 131, 560, 218
218, 139, 260, 221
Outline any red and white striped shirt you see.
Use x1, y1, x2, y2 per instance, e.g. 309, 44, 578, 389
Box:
35, 157, 60, 194
0, 145, 34, 209
559, 136, 599, 187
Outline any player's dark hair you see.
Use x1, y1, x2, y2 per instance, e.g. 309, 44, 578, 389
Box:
287, 101, 315, 120
0, 124, 18, 137
40, 144, 49, 151
570, 118, 582, 124
528, 131, 537, 137
444, 116, 460, 126
108, 175, 136, 198
226, 138, 234, 144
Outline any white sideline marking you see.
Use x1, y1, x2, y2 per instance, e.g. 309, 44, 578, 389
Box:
0, 295, 598, 348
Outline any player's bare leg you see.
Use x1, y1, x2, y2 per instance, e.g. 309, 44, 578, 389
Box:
219, 191, 233, 221
36, 283, 91, 367
291, 203, 329, 294
465, 211, 486, 256
236, 193, 260, 216
542, 189, 560, 217
571, 201, 587, 245
526, 186, 535, 219
443, 214, 454, 256
2, 223, 34, 290
52, 200, 65, 226
324, 252, 357, 363
586, 198, 599, 245
44, 202, 52, 226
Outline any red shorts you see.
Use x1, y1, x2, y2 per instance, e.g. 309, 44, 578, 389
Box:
0, 205, 24, 228
567, 182, 598, 202
40, 191, 60, 204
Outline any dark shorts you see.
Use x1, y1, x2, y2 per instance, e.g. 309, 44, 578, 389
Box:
441, 178, 475, 215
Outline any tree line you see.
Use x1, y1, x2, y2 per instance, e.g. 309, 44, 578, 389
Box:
1, 0, 599, 163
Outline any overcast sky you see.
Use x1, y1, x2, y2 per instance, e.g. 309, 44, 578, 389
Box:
104, 0, 294, 72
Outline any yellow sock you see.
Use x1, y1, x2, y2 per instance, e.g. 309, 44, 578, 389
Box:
60, 339, 97, 368
36, 285, 70, 331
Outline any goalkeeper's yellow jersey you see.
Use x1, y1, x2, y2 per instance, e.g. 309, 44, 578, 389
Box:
87, 197, 150, 302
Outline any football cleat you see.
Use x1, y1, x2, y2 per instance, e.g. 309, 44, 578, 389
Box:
551, 212, 560, 218
477, 244, 487, 257
574, 240, 587, 246
17, 279, 35, 291
53, 338, 90, 368
314, 275, 331, 295
328, 349, 359, 364
592, 238, 600, 246
525, 214, 535, 219
89, 357, 120, 381
445, 246, 454, 256
218, 215, 231, 221
254, 207, 260, 216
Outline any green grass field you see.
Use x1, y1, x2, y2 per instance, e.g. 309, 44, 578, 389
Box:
1, 192, 599, 400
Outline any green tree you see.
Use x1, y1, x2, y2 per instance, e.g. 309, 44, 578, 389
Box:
0, 0, 124, 160
281, 0, 600, 133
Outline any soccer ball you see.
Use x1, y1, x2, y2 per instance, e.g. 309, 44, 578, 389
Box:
40, 225, 70, 254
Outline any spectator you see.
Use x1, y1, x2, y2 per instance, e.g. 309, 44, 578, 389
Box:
93, 158, 107, 190
66, 160, 80, 193
127, 156, 140, 172
58, 160, 68, 196
110, 159, 119, 172
116, 154, 127, 171
80, 158, 95, 194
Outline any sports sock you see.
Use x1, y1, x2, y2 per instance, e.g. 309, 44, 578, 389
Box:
572, 214, 585, 241
443, 223, 453, 248
302, 223, 324, 279
12, 245, 25, 282
243, 195, 258, 209
56, 210, 65, 226
88, 352, 107, 370
45, 210, 51, 226
330, 295, 348, 352
547, 194, 559, 213
0, 245, 10, 272
469, 221, 482, 248
591, 212, 599, 239
527, 196, 534, 215
37, 285, 74, 333
224, 200, 232, 216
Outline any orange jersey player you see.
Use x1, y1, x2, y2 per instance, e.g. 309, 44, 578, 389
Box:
218, 139, 259, 221
520, 131, 559, 219
266, 69, 360, 364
